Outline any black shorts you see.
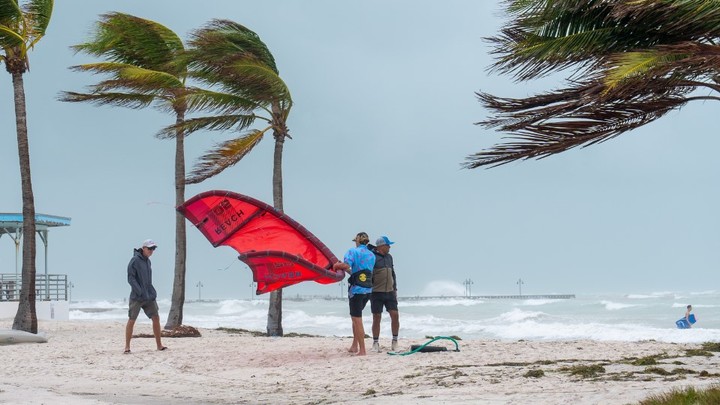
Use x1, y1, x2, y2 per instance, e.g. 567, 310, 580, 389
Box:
348, 294, 370, 317
371, 291, 398, 314
128, 300, 159, 320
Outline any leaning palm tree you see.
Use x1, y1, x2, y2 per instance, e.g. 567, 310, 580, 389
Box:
0, 0, 53, 334
467, 0, 720, 168
160, 20, 292, 336
59, 12, 194, 329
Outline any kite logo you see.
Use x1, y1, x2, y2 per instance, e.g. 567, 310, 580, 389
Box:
358, 273, 368, 283
210, 199, 245, 236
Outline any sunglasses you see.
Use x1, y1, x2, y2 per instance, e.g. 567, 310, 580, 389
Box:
145, 246, 157, 251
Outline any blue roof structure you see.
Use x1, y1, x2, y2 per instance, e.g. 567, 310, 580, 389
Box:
0, 213, 71, 291
0, 213, 71, 232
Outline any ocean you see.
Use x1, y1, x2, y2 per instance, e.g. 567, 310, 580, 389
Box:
69, 291, 720, 343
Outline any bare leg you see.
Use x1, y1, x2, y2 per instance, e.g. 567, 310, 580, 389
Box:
151, 315, 165, 350
352, 316, 366, 356
125, 319, 135, 352
348, 319, 358, 353
372, 313, 382, 340
389, 310, 399, 336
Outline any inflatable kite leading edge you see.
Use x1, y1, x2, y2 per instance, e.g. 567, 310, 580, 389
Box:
177, 190, 345, 294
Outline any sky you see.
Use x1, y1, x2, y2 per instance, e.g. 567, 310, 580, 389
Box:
0, 1, 718, 301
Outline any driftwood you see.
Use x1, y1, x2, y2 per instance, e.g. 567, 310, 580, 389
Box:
133, 325, 201, 338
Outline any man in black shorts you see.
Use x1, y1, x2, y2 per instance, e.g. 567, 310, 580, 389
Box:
334, 232, 376, 356
370, 236, 399, 352
124, 239, 167, 354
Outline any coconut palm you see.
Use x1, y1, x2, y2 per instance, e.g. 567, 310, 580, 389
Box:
159, 20, 292, 336
467, 0, 720, 168
59, 12, 194, 329
0, 0, 53, 333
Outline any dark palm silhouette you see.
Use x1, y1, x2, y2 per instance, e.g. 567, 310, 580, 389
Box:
468, 1, 720, 168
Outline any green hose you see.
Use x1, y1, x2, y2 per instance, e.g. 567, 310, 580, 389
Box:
387, 336, 460, 356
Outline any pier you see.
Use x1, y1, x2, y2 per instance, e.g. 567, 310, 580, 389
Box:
399, 294, 575, 300
284, 294, 575, 302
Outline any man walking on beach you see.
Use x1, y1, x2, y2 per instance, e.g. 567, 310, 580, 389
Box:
333, 232, 375, 356
370, 236, 400, 352
124, 239, 167, 354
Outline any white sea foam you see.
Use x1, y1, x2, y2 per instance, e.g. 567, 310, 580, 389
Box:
400, 298, 484, 307
63, 290, 720, 343
600, 300, 635, 310
518, 299, 559, 306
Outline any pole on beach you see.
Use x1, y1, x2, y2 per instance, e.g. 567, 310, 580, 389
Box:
196, 281, 203, 301
339, 281, 345, 298
66, 281, 74, 303
517, 278, 524, 296
463, 279, 474, 297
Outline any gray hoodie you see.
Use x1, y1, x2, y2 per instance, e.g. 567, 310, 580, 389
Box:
127, 249, 157, 301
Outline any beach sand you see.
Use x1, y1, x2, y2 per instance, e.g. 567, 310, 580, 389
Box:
1, 320, 718, 405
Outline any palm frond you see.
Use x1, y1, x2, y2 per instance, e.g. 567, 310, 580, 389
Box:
186, 19, 291, 109
72, 12, 186, 77
69, 61, 142, 75
184, 88, 261, 114
470, 81, 688, 168
156, 114, 262, 139
186, 129, 266, 184
23, 0, 53, 48
0, 0, 21, 26
210, 60, 291, 105
58, 91, 156, 109
0, 24, 24, 49
188, 19, 278, 73
471, 0, 720, 169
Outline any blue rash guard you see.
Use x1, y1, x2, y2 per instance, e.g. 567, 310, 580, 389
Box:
344, 244, 375, 297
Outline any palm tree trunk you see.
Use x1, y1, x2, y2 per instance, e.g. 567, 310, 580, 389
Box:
10, 70, 38, 334
266, 105, 286, 337
165, 109, 187, 329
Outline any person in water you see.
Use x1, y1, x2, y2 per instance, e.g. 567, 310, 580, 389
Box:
685, 304, 694, 328
370, 235, 400, 352
124, 239, 167, 354
334, 232, 375, 356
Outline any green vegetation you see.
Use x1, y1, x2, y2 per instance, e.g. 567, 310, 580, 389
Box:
523, 369, 545, 378
639, 385, 720, 405
685, 349, 714, 358
561, 364, 605, 378
631, 356, 659, 366
216, 327, 265, 337
701, 342, 720, 352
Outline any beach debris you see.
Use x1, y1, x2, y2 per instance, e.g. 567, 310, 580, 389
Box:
523, 369, 545, 378
134, 325, 201, 338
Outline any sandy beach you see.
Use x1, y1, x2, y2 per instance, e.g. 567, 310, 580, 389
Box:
1, 320, 718, 405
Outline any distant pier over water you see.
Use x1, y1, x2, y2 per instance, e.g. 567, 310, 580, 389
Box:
281, 294, 576, 302
400, 294, 575, 301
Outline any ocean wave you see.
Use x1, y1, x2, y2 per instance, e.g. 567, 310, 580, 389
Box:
600, 300, 636, 311
486, 321, 720, 343
518, 299, 560, 306
494, 308, 547, 323
400, 299, 484, 308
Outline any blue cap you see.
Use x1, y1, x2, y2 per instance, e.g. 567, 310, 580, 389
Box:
376, 236, 395, 247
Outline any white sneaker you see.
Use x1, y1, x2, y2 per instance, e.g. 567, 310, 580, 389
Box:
372, 342, 380, 353
391, 340, 398, 351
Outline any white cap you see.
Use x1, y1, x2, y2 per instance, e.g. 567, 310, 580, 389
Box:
142, 239, 157, 248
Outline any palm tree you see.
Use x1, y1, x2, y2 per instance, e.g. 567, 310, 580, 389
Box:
59, 12, 194, 329
0, 0, 53, 333
467, 0, 720, 168
160, 20, 292, 336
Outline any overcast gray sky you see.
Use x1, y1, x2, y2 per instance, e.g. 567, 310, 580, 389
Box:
1, 1, 718, 301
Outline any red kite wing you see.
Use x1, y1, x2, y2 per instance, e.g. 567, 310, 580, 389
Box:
177, 190, 344, 294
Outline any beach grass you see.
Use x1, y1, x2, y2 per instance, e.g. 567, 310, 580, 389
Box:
638, 385, 720, 405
